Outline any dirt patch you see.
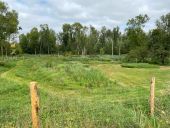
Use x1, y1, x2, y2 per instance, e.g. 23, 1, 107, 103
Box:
160, 66, 170, 70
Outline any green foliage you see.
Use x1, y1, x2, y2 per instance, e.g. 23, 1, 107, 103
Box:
0, 60, 16, 67
64, 51, 73, 56
121, 63, 159, 68
15, 43, 23, 54
125, 46, 148, 63
0, 61, 5, 66
125, 13, 170, 65
28, 27, 39, 54
19, 34, 29, 53
127, 14, 149, 29
57, 23, 123, 56
0, 1, 19, 57
19, 24, 57, 54
10, 43, 22, 55
125, 14, 149, 63
100, 48, 105, 55
148, 13, 170, 65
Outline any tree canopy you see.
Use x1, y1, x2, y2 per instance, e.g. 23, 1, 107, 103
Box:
0, 1, 19, 57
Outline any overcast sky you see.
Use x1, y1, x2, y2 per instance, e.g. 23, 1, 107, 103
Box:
4, 0, 170, 33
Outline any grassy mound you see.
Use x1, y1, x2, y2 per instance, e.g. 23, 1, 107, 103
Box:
121, 63, 159, 68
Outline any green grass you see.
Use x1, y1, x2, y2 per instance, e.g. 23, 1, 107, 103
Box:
0, 55, 170, 127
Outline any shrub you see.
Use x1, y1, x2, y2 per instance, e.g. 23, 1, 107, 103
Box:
100, 48, 105, 55
121, 63, 159, 68
64, 51, 73, 56
0, 61, 5, 66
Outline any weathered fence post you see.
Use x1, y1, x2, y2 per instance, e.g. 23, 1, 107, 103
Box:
30, 82, 40, 128
150, 77, 155, 116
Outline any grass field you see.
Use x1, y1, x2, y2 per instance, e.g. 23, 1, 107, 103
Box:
0, 55, 170, 128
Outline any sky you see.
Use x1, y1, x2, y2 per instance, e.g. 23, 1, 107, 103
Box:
4, 0, 170, 34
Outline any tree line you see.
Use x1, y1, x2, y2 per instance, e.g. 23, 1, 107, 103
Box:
0, 1, 170, 64
19, 24, 56, 54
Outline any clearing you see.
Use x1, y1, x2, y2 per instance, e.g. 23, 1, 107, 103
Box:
0, 55, 170, 127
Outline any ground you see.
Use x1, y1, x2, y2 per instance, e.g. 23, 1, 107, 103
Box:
0, 55, 170, 128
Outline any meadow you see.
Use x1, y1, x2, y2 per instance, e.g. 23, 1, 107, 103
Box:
0, 55, 170, 128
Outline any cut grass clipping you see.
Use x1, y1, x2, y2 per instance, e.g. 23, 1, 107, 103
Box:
121, 63, 159, 68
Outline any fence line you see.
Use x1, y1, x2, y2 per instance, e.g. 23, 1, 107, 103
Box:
29, 77, 155, 127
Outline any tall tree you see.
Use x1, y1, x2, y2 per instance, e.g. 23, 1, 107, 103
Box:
19, 34, 29, 53
112, 26, 121, 55
98, 26, 107, 54
29, 27, 39, 54
149, 13, 170, 64
126, 14, 149, 62
48, 29, 57, 54
39, 24, 56, 54
0, 1, 19, 58
62, 24, 72, 52
72, 22, 83, 55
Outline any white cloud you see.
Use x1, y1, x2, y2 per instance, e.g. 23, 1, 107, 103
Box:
3, 0, 170, 34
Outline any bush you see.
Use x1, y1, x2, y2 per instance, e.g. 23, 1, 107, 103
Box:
100, 48, 105, 55
121, 63, 159, 68
0, 61, 5, 66
64, 51, 73, 56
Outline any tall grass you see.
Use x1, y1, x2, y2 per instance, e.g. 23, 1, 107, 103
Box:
64, 63, 110, 87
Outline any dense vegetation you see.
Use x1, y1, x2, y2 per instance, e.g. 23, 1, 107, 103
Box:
0, 1, 170, 64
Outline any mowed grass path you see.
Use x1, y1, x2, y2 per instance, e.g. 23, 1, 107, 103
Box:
93, 63, 170, 95
0, 55, 170, 127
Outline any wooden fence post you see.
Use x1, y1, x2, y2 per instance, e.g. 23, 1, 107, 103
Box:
150, 77, 155, 116
30, 82, 40, 128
